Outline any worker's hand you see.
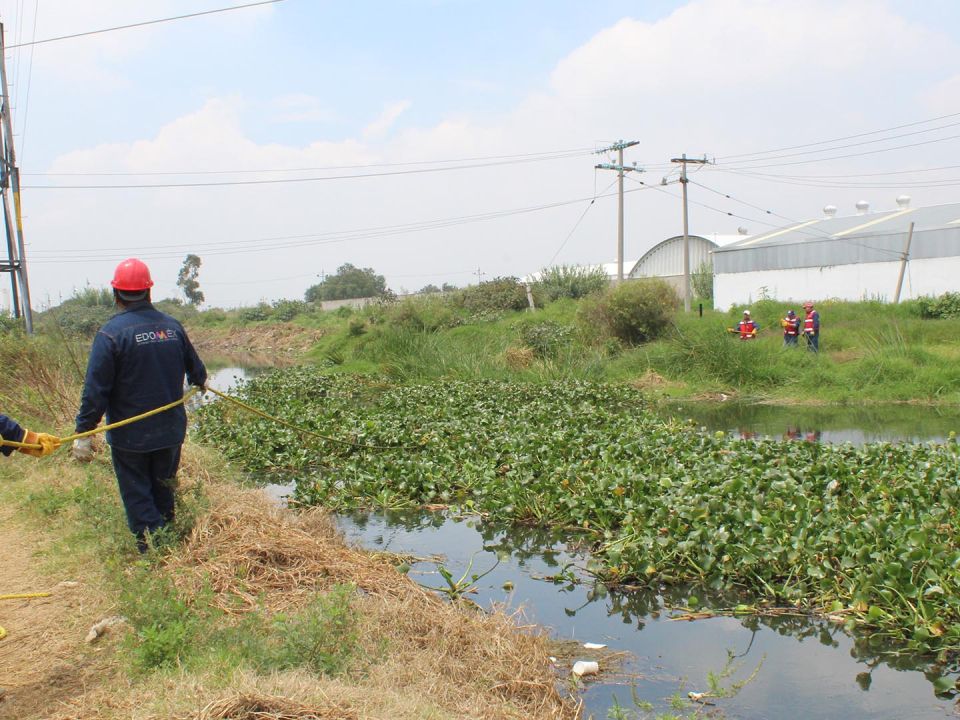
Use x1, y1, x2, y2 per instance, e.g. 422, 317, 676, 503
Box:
17, 428, 43, 457
72, 437, 94, 462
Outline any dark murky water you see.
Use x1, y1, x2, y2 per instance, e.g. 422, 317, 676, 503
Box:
217, 368, 959, 718
657, 401, 960, 446
326, 508, 958, 720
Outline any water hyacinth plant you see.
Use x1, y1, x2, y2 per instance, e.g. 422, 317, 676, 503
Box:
197, 367, 960, 658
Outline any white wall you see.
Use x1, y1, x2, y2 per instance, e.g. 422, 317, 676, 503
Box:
714, 257, 960, 310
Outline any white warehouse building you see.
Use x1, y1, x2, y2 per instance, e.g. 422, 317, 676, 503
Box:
712, 199, 960, 310
628, 233, 743, 293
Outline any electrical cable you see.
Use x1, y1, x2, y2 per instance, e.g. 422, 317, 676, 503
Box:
716, 120, 960, 166
7, 0, 283, 49
28, 186, 645, 264
545, 174, 616, 267
22, 147, 594, 177
626, 174, 903, 258
717, 132, 960, 171
22, 151, 591, 189
16, 0, 39, 162
716, 110, 960, 161
712, 166, 960, 189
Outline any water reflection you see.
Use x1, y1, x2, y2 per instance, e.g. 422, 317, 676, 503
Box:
334, 508, 958, 719
666, 401, 960, 446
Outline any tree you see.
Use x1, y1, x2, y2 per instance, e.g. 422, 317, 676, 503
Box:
304, 263, 387, 302
176, 254, 205, 305
418, 284, 441, 294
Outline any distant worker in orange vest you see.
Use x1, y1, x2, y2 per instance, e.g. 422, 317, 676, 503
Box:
781, 309, 801, 347
802, 301, 820, 352
737, 310, 759, 340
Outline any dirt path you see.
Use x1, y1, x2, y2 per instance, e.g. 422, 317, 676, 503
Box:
0, 505, 110, 720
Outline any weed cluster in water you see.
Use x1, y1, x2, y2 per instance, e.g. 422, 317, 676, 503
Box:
198, 368, 960, 658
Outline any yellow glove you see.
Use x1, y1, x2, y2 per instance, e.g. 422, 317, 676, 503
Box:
17, 429, 61, 458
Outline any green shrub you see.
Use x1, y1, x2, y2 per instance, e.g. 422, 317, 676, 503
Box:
268, 585, 359, 674
272, 299, 310, 322
516, 320, 572, 359
387, 296, 461, 332
121, 567, 200, 671
579, 279, 679, 345
240, 303, 272, 322
347, 318, 366, 336
536, 264, 608, 301
917, 292, 960, 319
454, 277, 530, 316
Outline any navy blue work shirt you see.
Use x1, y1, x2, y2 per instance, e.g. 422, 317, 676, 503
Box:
0, 413, 25, 456
75, 301, 207, 452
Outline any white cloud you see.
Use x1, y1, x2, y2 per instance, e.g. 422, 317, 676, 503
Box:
362, 100, 412, 141
19, 0, 960, 308
270, 94, 334, 124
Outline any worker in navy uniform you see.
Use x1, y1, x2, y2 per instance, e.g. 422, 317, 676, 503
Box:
73, 258, 207, 551
0, 415, 59, 457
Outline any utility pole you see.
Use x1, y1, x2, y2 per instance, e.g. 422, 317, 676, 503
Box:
670, 154, 710, 313
596, 140, 641, 283
893, 221, 915, 304
474, 267, 486, 284
0, 23, 32, 332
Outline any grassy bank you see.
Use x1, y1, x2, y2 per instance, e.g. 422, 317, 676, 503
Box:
198, 368, 960, 666
0, 336, 576, 720
272, 295, 960, 403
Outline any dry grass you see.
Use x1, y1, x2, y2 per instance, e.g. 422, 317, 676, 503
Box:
166, 489, 411, 613
189, 692, 357, 720
503, 346, 535, 370
161, 485, 579, 720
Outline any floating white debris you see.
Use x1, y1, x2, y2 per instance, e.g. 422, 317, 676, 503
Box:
572, 660, 599, 677
582, 642, 607, 650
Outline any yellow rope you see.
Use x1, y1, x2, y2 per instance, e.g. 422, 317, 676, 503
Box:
0, 387, 200, 451
0, 592, 52, 600
0, 592, 53, 642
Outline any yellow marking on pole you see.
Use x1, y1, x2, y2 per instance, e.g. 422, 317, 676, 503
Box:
736, 219, 822, 247
13, 189, 22, 233
833, 208, 914, 237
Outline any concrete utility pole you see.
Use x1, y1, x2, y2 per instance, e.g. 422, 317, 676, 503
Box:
670, 154, 710, 313
893, 221, 915, 304
0, 23, 33, 332
596, 140, 641, 283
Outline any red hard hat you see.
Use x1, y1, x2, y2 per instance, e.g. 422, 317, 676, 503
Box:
111, 258, 154, 291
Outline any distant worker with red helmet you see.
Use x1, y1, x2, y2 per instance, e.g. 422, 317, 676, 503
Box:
737, 310, 759, 340
802, 301, 820, 352
73, 258, 207, 552
780, 309, 801, 347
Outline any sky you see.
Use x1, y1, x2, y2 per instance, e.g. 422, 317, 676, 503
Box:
1, 0, 959, 308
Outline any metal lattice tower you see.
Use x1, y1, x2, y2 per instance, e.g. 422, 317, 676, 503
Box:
0, 22, 33, 332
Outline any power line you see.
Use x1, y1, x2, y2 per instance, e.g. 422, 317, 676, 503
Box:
716, 120, 960, 166
22, 150, 591, 189
716, 110, 960, 161
717, 163, 960, 180
29, 185, 645, 264
713, 166, 960, 190
545, 176, 617, 267
718, 132, 960, 171
632, 174, 903, 259
22, 147, 594, 176
7, 0, 283, 49
16, 0, 38, 162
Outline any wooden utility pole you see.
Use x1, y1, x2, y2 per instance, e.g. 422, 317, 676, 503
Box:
0, 22, 33, 332
670, 154, 710, 312
893, 221, 915, 304
596, 140, 641, 283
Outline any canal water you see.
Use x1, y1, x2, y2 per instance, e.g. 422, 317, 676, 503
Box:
214, 367, 960, 719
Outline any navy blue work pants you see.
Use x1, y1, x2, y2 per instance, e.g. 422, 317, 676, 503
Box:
110, 445, 182, 541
